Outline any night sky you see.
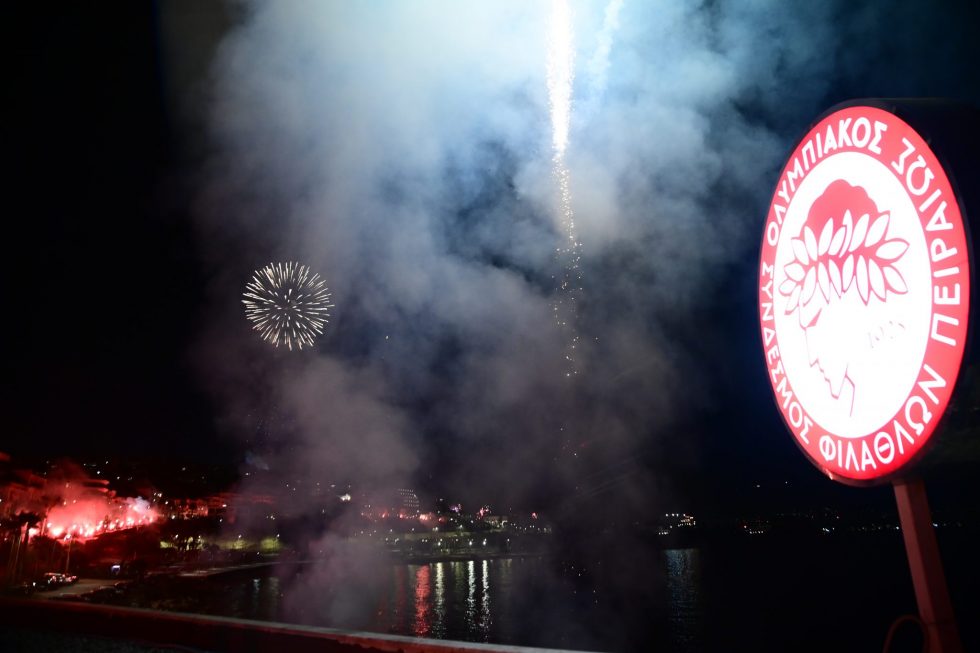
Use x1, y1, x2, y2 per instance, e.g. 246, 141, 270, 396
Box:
5, 1, 980, 520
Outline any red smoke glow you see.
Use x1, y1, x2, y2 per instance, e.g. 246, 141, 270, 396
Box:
43, 495, 158, 541
4, 460, 163, 542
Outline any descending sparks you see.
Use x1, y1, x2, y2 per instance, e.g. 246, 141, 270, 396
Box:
547, 0, 582, 377
243, 262, 334, 351
553, 166, 582, 378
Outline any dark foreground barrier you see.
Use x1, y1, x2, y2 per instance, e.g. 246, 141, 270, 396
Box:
0, 598, 594, 653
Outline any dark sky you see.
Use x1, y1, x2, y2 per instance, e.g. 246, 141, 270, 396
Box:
4, 1, 980, 518
5, 2, 212, 460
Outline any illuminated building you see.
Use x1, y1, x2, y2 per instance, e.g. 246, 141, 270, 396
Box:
395, 489, 420, 518
662, 513, 697, 529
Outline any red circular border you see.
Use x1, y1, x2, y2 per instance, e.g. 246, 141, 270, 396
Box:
759, 105, 971, 484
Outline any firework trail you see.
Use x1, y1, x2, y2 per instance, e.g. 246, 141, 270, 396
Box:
548, 0, 582, 377
243, 262, 334, 351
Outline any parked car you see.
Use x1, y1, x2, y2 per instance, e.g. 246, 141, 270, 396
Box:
39, 572, 77, 589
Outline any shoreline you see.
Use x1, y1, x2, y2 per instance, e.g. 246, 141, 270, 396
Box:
33, 551, 551, 601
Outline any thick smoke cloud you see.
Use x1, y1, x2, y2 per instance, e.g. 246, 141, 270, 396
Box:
179, 0, 980, 639
192, 0, 843, 508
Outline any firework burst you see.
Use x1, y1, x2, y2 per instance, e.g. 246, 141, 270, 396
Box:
243, 262, 334, 351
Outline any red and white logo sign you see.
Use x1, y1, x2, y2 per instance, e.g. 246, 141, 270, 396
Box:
759, 105, 970, 483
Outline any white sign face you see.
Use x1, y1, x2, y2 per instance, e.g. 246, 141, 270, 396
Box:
773, 153, 934, 439
759, 106, 970, 484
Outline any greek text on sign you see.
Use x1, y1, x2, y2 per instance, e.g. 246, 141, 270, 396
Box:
759, 105, 970, 483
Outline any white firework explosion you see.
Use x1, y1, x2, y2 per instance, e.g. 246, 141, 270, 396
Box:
242, 262, 334, 351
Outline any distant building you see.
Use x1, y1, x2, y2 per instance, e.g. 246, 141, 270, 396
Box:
395, 489, 420, 518
663, 513, 697, 529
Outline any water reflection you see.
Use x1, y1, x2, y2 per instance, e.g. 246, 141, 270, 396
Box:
496, 558, 514, 643
413, 565, 431, 637
385, 558, 495, 641
664, 548, 703, 650
88, 537, 957, 653
210, 574, 282, 621
433, 562, 446, 637
466, 560, 476, 628
393, 564, 408, 632
478, 559, 491, 641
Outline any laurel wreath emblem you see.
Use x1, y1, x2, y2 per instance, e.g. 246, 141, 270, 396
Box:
779, 210, 909, 313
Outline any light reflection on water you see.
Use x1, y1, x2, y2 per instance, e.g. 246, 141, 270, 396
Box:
480, 559, 491, 640
399, 558, 494, 641
93, 535, 978, 652
466, 560, 476, 628
433, 561, 446, 636
155, 555, 678, 649
413, 565, 432, 637
664, 548, 702, 651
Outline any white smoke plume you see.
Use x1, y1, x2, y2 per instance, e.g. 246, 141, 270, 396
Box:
187, 0, 845, 514
577, 0, 623, 123
167, 0, 980, 637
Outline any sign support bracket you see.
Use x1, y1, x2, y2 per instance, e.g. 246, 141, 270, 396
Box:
893, 478, 962, 653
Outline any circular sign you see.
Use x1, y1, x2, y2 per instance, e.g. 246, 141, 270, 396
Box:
759, 105, 971, 484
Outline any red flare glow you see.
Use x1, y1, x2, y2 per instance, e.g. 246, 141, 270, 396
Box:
43, 496, 160, 541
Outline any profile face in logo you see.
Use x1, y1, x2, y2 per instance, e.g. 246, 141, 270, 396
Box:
760, 105, 970, 483
778, 180, 909, 414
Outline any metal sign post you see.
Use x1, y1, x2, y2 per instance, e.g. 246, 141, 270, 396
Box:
893, 479, 962, 652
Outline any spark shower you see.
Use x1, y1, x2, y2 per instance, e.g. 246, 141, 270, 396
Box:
243, 262, 334, 351
548, 0, 583, 378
